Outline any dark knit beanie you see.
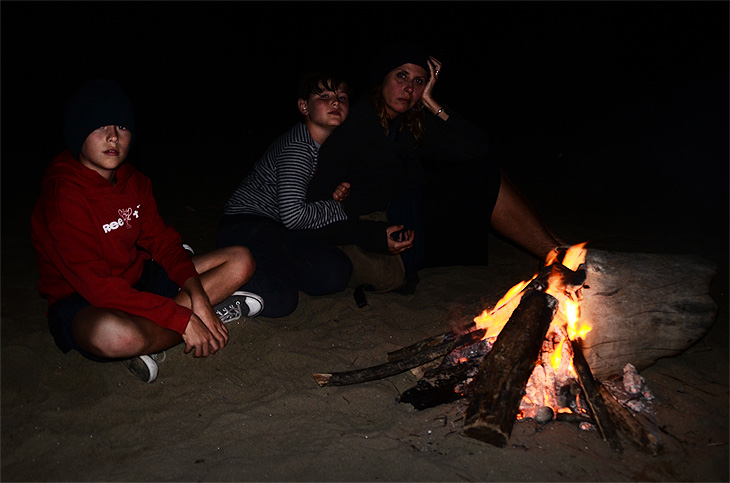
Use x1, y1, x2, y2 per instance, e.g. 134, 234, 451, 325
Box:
369, 41, 431, 88
63, 79, 135, 158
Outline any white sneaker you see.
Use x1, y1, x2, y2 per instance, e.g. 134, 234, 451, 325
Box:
123, 354, 158, 383
214, 291, 264, 323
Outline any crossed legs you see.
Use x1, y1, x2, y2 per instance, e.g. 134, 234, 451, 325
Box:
72, 245, 254, 359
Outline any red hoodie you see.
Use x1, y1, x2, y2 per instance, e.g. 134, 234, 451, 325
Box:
31, 150, 199, 334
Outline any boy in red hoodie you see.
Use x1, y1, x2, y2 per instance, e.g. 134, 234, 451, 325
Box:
31, 79, 263, 382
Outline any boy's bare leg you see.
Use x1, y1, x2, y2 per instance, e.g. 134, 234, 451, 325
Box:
183, 245, 256, 307
72, 307, 182, 359
71, 245, 255, 360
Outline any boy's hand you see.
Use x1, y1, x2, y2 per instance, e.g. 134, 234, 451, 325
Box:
332, 181, 351, 202
180, 278, 229, 357
182, 314, 224, 357
194, 298, 229, 346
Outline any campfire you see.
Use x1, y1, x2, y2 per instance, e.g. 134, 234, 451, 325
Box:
462, 243, 593, 422
314, 243, 718, 455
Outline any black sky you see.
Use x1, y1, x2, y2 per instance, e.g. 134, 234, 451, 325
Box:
2, 1, 728, 206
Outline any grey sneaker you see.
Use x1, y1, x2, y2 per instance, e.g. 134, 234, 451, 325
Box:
123, 354, 158, 383
214, 291, 264, 323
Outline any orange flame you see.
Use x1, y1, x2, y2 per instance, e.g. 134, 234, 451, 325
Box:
565, 298, 592, 341
550, 339, 565, 369
472, 277, 533, 339
547, 242, 587, 270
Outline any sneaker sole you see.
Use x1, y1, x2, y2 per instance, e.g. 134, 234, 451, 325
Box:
124, 355, 158, 383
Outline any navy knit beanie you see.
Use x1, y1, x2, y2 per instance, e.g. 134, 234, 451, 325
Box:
63, 79, 135, 158
369, 41, 431, 88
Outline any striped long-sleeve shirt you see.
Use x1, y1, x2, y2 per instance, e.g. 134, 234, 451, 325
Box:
224, 123, 347, 230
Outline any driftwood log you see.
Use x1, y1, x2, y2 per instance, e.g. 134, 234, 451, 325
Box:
462, 290, 559, 447
579, 250, 717, 378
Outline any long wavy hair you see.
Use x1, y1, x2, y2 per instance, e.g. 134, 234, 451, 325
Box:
370, 86, 425, 145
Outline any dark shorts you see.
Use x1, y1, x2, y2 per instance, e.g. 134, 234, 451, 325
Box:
47, 259, 180, 362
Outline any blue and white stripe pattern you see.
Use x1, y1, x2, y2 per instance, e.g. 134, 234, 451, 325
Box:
224, 123, 347, 230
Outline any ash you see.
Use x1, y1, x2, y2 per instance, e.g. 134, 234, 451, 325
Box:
602, 363, 656, 416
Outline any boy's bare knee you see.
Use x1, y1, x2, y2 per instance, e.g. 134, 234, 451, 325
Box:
78, 311, 147, 359
228, 245, 256, 284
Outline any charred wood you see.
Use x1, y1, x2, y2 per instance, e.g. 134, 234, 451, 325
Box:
313, 329, 486, 387
462, 290, 559, 447
399, 357, 482, 410
570, 338, 623, 453
598, 383, 663, 456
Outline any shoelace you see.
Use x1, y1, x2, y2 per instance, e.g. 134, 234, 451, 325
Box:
216, 300, 243, 323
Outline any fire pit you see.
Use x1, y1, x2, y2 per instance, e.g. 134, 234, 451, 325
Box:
314, 244, 717, 454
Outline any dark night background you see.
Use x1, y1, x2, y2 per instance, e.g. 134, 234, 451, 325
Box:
2, 0, 728, 257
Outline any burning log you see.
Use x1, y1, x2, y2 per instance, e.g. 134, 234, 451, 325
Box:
579, 250, 717, 379
462, 289, 559, 447
570, 338, 623, 453
313, 329, 486, 387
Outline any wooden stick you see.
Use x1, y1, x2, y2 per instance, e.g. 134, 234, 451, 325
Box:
570, 338, 623, 453
313, 329, 486, 387
386, 331, 456, 362
597, 383, 662, 455
462, 289, 558, 447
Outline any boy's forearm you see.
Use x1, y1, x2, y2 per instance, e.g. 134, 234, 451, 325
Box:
179, 276, 210, 310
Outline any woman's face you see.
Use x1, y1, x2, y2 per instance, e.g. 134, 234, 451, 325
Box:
380, 63, 428, 119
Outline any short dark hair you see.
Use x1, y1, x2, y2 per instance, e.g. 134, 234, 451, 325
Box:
296, 71, 350, 101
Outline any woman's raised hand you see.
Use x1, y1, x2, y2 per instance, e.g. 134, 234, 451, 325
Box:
422, 57, 442, 103
422, 56, 447, 119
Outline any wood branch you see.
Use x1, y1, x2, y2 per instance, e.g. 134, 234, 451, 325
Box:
313, 329, 486, 387
399, 357, 482, 410
462, 289, 558, 447
386, 322, 479, 362
386, 331, 452, 362
570, 338, 623, 453
597, 383, 663, 456
579, 249, 717, 378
